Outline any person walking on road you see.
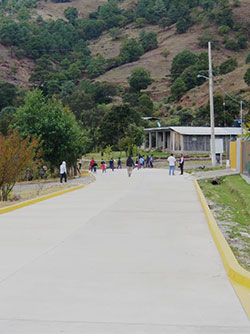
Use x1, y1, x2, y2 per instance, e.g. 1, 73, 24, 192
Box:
101, 158, 107, 173
126, 155, 135, 177
117, 157, 122, 169
179, 154, 185, 175
167, 153, 176, 176
60, 161, 67, 183
89, 158, 95, 172
109, 158, 115, 171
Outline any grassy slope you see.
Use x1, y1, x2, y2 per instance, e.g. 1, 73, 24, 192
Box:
0, 0, 249, 106
36, 0, 108, 20
199, 175, 250, 271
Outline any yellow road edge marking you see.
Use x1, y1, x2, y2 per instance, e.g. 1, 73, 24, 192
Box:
194, 180, 250, 318
0, 185, 85, 215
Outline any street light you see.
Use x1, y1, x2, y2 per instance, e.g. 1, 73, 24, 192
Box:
197, 43, 216, 167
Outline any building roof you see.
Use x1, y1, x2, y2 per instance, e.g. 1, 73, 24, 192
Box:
144, 126, 242, 136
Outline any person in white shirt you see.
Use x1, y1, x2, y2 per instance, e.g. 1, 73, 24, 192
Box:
60, 161, 67, 183
167, 154, 176, 176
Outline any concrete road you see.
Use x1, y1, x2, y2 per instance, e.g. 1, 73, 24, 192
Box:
0, 169, 249, 333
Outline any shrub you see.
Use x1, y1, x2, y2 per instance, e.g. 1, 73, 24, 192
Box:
198, 31, 217, 48
109, 27, 121, 40
218, 25, 230, 35
244, 68, 250, 86
171, 78, 187, 100
171, 50, 198, 81
246, 53, 250, 64
224, 39, 239, 51
219, 58, 238, 75
176, 18, 192, 34
237, 34, 248, 49
135, 17, 146, 28
119, 38, 144, 63
162, 48, 170, 58
139, 31, 158, 52
128, 67, 152, 92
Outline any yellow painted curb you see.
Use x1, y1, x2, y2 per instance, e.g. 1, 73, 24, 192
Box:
0, 184, 85, 215
194, 180, 250, 318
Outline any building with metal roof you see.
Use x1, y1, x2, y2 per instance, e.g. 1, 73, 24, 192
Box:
143, 126, 241, 153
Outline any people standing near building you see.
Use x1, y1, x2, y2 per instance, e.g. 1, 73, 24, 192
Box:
149, 155, 154, 168
167, 153, 176, 176
126, 155, 135, 177
60, 161, 67, 183
179, 154, 184, 175
101, 158, 107, 173
109, 158, 115, 171
117, 157, 122, 169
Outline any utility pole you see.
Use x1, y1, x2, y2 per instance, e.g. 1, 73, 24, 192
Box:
208, 42, 216, 167
240, 100, 243, 135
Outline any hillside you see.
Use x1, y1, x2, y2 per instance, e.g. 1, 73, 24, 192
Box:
0, 0, 249, 133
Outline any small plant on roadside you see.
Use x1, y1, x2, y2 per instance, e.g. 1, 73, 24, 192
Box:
0, 131, 40, 201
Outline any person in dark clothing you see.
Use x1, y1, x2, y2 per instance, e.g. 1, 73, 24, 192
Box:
126, 156, 135, 177
179, 154, 185, 175
117, 157, 122, 169
109, 158, 115, 171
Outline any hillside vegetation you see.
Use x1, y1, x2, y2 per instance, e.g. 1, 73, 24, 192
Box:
0, 0, 249, 161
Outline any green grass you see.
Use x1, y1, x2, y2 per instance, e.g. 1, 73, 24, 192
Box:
199, 175, 250, 271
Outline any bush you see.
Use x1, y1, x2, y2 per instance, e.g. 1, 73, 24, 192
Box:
244, 68, 250, 86
119, 38, 144, 63
246, 53, 250, 64
171, 50, 198, 81
224, 39, 239, 51
109, 27, 121, 40
171, 78, 187, 100
162, 48, 170, 58
198, 31, 217, 48
139, 31, 158, 52
237, 34, 248, 49
218, 25, 230, 35
176, 17, 192, 34
86, 55, 107, 78
128, 67, 152, 92
135, 17, 146, 28
219, 58, 238, 75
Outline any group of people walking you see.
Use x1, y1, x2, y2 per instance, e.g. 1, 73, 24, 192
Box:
59, 153, 184, 182
88, 153, 184, 178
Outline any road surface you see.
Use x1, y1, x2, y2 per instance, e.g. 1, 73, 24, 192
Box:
0, 169, 249, 333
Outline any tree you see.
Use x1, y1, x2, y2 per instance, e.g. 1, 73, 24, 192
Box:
0, 106, 16, 135
99, 104, 142, 148
0, 131, 39, 201
138, 93, 154, 116
86, 55, 107, 78
128, 67, 152, 92
139, 31, 158, 52
119, 38, 144, 63
118, 124, 144, 153
14, 90, 87, 169
171, 78, 187, 100
244, 68, 250, 86
171, 50, 198, 81
0, 81, 18, 111
176, 17, 192, 34
64, 7, 78, 23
